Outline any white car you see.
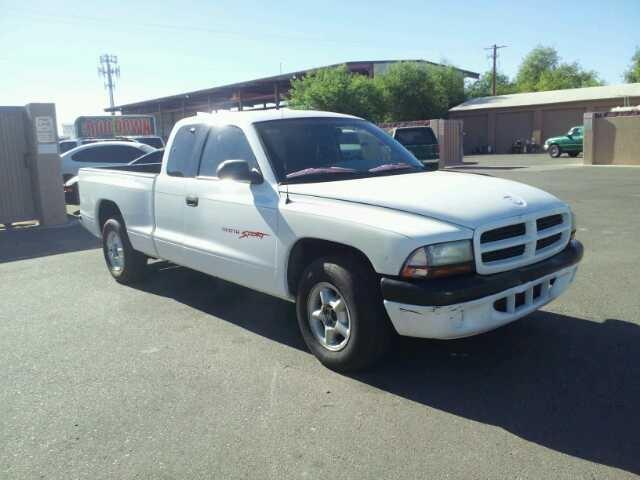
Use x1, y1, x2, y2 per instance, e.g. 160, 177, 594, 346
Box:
60, 141, 155, 181
78, 109, 583, 372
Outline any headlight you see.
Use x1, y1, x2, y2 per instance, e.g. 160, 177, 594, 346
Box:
570, 211, 577, 239
401, 240, 474, 279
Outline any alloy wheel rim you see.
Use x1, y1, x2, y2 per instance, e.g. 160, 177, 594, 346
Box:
307, 282, 351, 351
105, 230, 125, 272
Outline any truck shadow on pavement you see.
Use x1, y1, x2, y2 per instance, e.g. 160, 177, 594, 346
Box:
0, 218, 99, 264
136, 262, 639, 475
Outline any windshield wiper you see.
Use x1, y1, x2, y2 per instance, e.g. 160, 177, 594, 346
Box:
368, 162, 414, 173
285, 166, 358, 179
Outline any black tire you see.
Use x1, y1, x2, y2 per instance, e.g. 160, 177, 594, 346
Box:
296, 254, 393, 372
548, 144, 561, 158
568, 151, 579, 158
101, 217, 147, 284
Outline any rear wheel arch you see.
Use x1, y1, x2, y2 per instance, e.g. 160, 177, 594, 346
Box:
286, 238, 377, 296
97, 200, 123, 230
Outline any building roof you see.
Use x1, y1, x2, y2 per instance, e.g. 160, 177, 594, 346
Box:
450, 83, 640, 112
107, 60, 479, 113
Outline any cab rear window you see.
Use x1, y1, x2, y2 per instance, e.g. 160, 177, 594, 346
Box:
394, 128, 437, 146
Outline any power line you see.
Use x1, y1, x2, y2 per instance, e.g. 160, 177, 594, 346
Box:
484, 44, 508, 96
98, 54, 120, 114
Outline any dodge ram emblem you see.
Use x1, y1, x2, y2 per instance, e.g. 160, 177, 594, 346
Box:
503, 194, 527, 207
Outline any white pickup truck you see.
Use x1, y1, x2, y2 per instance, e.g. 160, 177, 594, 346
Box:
79, 109, 583, 371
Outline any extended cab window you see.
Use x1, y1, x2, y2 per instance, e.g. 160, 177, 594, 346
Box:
198, 126, 257, 177
167, 125, 203, 177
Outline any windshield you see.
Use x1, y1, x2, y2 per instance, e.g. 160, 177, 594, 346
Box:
254, 118, 425, 183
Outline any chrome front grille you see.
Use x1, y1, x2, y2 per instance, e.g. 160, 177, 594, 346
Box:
474, 210, 571, 274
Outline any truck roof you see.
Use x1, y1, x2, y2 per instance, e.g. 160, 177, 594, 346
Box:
179, 109, 361, 129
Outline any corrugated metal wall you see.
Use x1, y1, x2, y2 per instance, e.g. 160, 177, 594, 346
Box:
0, 107, 36, 224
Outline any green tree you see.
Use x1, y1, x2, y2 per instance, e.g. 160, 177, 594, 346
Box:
624, 47, 640, 83
465, 70, 517, 98
516, 45, 602, 92
537, 63, 602, 91
431, 64, 466, 109
288, 65, 385, 122
376, 62, 448, 121
516, 46, 560, 92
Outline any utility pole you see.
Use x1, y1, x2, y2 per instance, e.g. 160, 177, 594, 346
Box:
484, 44, 507, 96
98, 54, 120, 114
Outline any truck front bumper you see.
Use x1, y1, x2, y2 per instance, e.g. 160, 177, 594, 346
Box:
380, 240, 583, 339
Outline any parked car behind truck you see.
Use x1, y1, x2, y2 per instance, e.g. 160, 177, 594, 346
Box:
390, 126, 439, 167
60, 141, 155, 181
79, 110, 583, 372
65, 149, 164, 204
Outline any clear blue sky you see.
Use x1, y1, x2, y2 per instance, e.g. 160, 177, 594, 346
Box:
1, 0, 638, 127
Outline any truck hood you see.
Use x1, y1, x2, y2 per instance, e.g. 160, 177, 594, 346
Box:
285, 171, 566, 229
545, 135, 567, 144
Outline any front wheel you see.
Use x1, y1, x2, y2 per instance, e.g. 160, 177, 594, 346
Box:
102, 217, 147, 284
296, 255, 392, 372
548, 144, 561, 158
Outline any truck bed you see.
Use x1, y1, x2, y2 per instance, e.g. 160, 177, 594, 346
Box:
78, 165, 160, 257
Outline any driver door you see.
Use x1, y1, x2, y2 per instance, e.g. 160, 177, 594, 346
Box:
180, 125, 279, 295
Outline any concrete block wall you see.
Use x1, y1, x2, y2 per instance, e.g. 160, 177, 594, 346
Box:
583, 111, 640, 165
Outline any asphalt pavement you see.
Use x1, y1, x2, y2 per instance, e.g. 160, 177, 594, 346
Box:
1, 154, 639, 479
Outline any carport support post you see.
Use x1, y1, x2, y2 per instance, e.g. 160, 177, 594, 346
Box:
487, 111, 496, 153
532, 110, 543, 145
274, 84, 280, 110
24, 103, 67, 226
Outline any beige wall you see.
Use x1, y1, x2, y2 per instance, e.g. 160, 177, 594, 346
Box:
0, 103, 66, 226
584, 113, 640, 165
430, 119, 464, 166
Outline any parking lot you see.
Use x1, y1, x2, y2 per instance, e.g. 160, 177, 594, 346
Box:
1, 154, 639, 479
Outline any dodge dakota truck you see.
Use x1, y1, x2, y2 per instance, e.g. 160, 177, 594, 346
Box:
79, 109, 583, 372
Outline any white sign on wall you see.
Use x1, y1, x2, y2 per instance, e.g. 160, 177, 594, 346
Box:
35, 116, 56, 143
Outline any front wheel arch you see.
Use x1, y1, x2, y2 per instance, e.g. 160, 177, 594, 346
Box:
548, 144, 562, 158
286, 238, 377, 297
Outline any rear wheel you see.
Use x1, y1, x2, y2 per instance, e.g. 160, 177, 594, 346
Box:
102, 217, 147, 284
296, 254, 392, 372
549, 144, 561, 158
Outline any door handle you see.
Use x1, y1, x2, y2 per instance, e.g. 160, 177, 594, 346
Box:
185, 195, 199, 207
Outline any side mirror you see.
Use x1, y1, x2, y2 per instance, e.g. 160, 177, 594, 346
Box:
216, 159, 263, 184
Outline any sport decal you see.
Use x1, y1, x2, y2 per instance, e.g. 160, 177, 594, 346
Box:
222, 227, 270, 240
